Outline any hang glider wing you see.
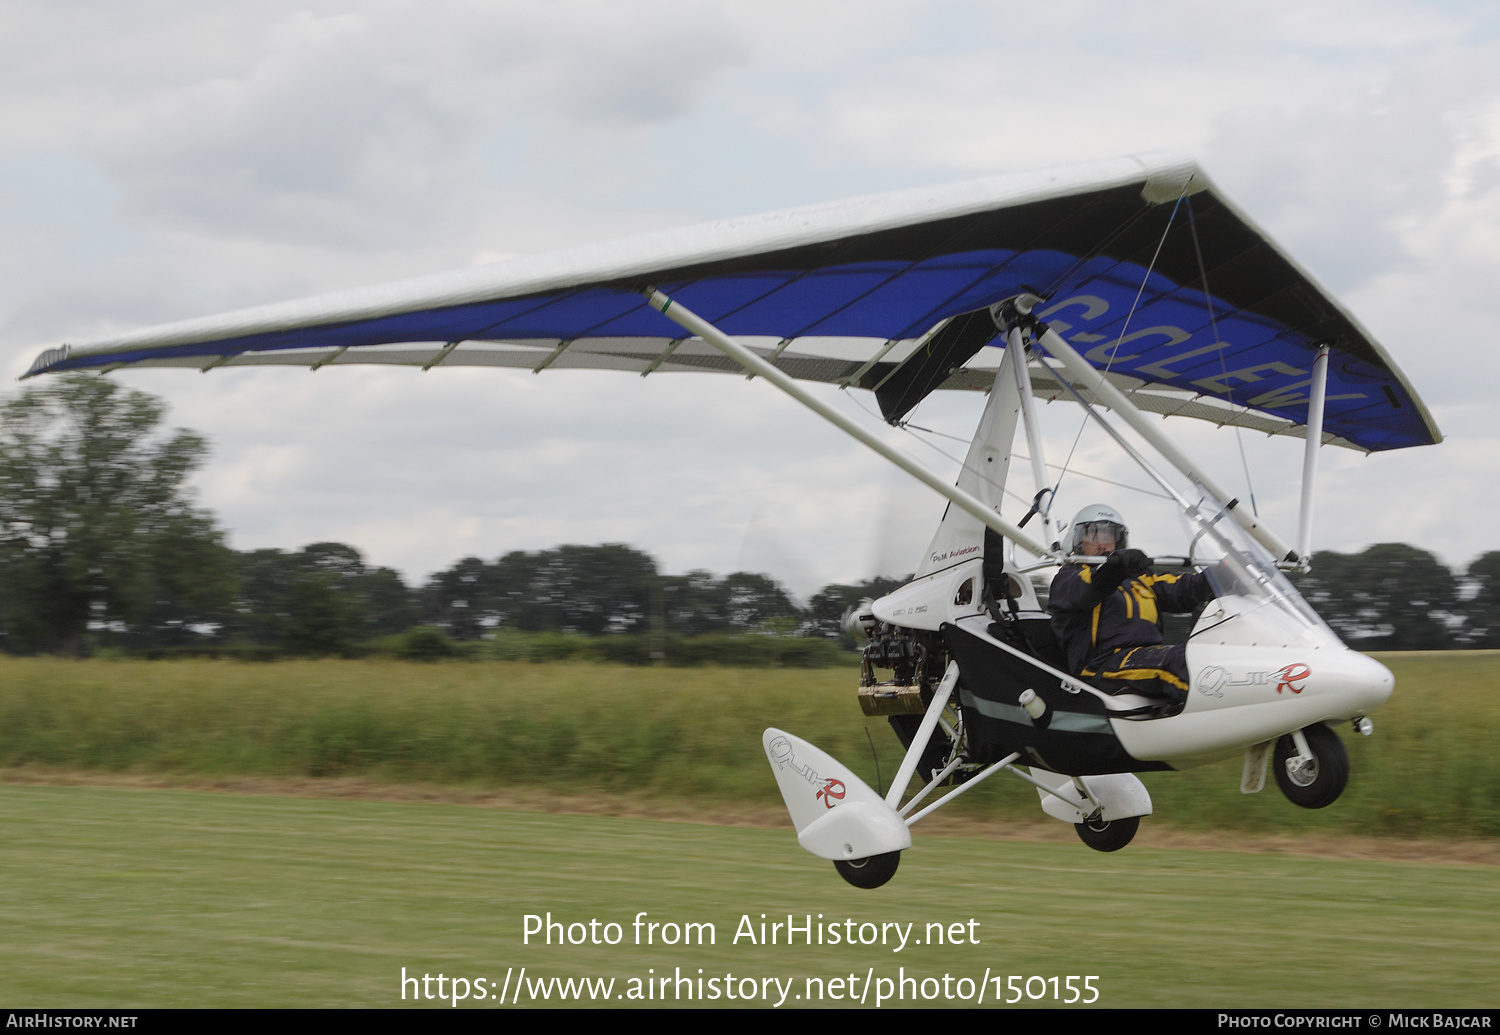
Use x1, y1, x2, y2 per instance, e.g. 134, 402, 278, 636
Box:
22, 152, 1438, 453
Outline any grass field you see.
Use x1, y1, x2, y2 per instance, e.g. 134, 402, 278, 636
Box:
1, 783, 1496, 1009
3, 651, 1499, 837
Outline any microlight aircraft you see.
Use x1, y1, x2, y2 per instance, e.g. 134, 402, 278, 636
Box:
24, 153, 1438, 888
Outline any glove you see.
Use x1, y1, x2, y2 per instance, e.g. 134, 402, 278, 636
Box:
1092, 549, 1150, 596
1093, 550, 1129, 593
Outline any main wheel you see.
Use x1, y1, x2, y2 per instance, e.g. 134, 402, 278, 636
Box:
1273, 724, 1349, 809
833, 852, 901, 889
1074, 814, 1140, 852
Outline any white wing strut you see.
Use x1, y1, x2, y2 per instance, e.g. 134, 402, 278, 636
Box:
1005, 323, 1055, 538
1295, 345, 1331, 566
644, 289, 1050, 559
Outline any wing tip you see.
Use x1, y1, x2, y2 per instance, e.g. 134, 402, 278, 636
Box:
21, 344, 70, 380
1131, 151, 1209, 205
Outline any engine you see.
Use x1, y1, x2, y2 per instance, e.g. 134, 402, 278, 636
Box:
844, 603, 959, 781
843, 602, 950, 715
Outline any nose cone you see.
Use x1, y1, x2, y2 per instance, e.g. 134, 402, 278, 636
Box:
1295, 648, 1393, 721
1342, 650, 1395, 714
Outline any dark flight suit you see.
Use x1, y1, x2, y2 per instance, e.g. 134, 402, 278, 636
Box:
1048, 551, 1216, 699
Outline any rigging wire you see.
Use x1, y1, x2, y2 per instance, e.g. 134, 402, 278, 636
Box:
848, 392, 1171, 513
1046, 190, 1188, 509
1021, 455, 1172, 501
1185, 197, 1260, 517
902, 419, 1172, 501
840, 187, 1200, 539
847, 391, 1032, 510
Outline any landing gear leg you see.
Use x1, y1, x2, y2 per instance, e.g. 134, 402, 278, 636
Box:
888, 714, 952, 784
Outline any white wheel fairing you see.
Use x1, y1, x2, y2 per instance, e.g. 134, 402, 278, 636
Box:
1028, 769, 1153, 824
762, 728, 911, 861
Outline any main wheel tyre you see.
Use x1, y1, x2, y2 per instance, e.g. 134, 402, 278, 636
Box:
833, 852, 901, 889
1273, 724, 1349, 809
1074, 814, 1140, 852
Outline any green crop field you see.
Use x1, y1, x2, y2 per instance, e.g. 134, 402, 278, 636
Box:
2, 650, 1499, 837
0, 783, 1495, 1009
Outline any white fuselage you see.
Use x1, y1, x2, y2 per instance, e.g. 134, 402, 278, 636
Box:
871, 565, 1394, 771
1112, 596, 1393, 768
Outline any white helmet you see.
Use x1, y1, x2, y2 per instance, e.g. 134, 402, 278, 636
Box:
1069, 503, 1128, 554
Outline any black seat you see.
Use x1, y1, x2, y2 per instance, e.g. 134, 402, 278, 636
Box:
1017, 616, 1068, 671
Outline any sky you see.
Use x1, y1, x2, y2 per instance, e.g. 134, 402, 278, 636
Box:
1, 0, 1497, 596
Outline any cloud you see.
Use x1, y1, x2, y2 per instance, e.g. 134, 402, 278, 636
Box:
2, 0, 1496, 589
1, 3, 748, 247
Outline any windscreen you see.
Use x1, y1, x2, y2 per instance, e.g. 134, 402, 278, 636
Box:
1181, 502, 1335, 639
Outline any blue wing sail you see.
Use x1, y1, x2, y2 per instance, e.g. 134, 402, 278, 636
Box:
21, 154, 1438, 453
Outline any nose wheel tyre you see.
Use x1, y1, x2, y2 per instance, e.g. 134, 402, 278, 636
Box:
1274, 723, 1349, 809
1074, 814, 1140, 852
833, 852, 901, 889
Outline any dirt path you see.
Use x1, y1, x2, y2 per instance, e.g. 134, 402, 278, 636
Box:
4, 766, 1496, 867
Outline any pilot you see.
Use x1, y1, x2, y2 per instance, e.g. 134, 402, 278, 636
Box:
1048, 504, 1216, 700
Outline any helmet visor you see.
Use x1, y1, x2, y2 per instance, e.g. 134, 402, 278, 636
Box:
1074, 520, 1127, 553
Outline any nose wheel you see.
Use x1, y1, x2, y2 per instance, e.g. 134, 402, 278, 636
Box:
1273, 724, 1349, 808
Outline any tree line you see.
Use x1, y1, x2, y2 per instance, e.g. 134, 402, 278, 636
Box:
0, 376, 900, 657
0, 376, 1491, 657
1288, 544, 1498, 651
84, 537, 903, 658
